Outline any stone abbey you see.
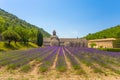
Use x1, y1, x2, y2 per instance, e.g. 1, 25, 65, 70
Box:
43, 30, 88, 47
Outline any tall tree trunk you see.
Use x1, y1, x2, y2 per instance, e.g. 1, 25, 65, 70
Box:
8, 40, 11, 46
15, 40, 17, 44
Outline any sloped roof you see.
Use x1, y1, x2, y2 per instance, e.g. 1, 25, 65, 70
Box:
88, 38, 116, 42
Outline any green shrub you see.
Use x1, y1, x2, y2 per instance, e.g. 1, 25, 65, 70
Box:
20, 64, 31, 73
114, 70, 120, 74
7, 77, 15, 80
0, 61, 8, 66
98, 48, 120, 52
0, 48, 5, 51
56, 66, 67, 72
76, 69, 86, 75
90, 43, 96, 48
93, 67, 104, 73
73, 65, 80, 70
39, 66, 48, 73
35, 58, 42, 62
7, 64, 17, 70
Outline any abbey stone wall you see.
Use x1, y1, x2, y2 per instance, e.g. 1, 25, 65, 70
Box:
43, 38, 88, 47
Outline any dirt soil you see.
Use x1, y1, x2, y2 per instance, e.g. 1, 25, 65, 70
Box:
0, 68, 120, 80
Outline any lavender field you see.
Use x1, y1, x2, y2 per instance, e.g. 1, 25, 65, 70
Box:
0, 46, 120, 80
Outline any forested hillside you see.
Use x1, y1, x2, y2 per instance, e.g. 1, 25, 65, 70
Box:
0, 8, 50, 39
85, 25, 120, 40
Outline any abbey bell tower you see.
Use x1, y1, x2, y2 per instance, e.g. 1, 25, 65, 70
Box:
50, 30, 60, 46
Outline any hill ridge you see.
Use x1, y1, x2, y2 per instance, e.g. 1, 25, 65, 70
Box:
85, 25, 120, 40
0, 8, 50, 37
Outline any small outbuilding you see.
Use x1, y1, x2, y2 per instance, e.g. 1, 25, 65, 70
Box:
88, 38, 116, 48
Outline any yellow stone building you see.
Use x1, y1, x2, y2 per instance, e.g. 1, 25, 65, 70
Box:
88, 38, 116, 48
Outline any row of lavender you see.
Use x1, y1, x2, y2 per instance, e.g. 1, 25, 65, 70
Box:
0, 46, 120, 74
38, 46, 67, 72
0, 47, 57, 70
40, 46, 120, 74
34, 47, 120, 74
66, 47, 120, 74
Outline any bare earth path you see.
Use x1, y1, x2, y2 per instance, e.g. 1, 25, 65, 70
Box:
51, 48, 60, 69
65, 48, 92, 75
30, 62, 41, 75
62, 47, 72, 70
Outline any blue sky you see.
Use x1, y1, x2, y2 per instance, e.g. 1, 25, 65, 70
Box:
0, 0, 120, 38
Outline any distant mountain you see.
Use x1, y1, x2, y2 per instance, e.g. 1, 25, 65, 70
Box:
0, 8, 50, 37
85, 25, 120, 40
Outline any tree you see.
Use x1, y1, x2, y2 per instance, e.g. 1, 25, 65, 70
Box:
116, 32, 120, 38
37, 29, 43, 47
113, 32, 120, 48
90, 43, 96, 48
29, 29, 37, 41
2, 30, 20, 45
103, 36, 107, 38
14, 27, 30, 44
13, 33, 20, 44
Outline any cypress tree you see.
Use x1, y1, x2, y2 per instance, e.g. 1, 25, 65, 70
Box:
37, 29, 43, 47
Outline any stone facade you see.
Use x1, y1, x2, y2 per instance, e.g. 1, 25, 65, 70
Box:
50, 30, 60, 46
59, 38, 88, 47
43, 30, 88, 47
88, 38, 116, 48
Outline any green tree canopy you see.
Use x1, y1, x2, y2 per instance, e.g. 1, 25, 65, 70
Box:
2, 30, 20, 45
14, 27, 30, 44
